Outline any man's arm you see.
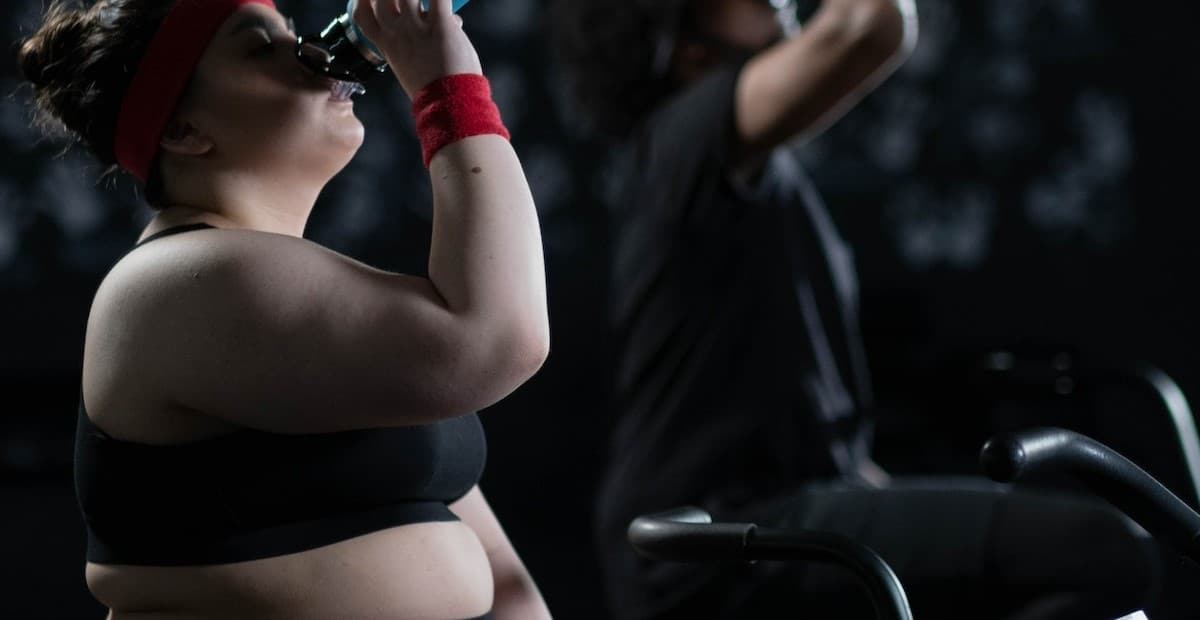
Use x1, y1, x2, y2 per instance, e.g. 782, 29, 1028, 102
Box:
736, 0, 918, 165
450, 486, 552, 620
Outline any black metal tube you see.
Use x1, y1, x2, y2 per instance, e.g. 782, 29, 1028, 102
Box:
627, 507, 913, 620
746, 526, 913, 620
627, 508, 754, 562
981, 427, 1200, 563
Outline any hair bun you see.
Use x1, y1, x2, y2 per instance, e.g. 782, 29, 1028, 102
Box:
16, 0, 172, 171
18, 2, 94, 89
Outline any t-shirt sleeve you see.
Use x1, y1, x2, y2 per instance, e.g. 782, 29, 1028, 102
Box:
631, 62, 747, 231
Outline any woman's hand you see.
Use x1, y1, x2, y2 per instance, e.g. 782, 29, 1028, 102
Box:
353, 0, 482, 98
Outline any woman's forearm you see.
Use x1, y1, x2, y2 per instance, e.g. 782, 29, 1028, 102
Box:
426, 133, 550, 371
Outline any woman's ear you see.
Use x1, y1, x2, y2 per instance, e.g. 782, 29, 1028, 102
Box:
159, 119, 214, 156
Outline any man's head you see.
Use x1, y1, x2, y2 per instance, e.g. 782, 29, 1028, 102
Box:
553, 0, 798, 139
666, 0, 798, 84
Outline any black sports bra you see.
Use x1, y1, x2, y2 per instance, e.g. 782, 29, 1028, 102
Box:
75, 224, 487, 566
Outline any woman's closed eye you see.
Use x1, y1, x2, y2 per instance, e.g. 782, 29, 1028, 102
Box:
248, 17, 296, 56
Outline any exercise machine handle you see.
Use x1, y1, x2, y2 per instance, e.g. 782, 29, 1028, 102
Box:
981, 427, 1200, 563
628, 507, 914, 620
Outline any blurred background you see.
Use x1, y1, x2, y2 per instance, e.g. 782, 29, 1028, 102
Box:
2, 0, 1198, 617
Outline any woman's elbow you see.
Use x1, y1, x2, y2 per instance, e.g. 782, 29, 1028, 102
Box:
508, 319, 551, 380
485, 321, 550, 405
450, 321, 550, 411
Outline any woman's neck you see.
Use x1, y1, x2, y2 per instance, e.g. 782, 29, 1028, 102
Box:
152, 169, 322, 238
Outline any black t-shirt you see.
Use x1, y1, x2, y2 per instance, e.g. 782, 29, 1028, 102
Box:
597, 63, 875, 616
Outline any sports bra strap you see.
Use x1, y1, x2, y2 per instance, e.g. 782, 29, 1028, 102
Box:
135, 222, 216, 248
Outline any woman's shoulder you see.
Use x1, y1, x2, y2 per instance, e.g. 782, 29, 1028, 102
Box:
100, 227, 349, 298
87, 227, 345, 348
82, 227, 306, 441
80, 227, 370, 440
128, 224, 321, 263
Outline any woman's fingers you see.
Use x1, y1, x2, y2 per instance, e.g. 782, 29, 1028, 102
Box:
362, 0, 481, 95
365, 0, 428, 35
375, 0, 399, 19
373, 0, 416, 25
428, 0, 452, 23
399, 0, 423, 25
353, 0, 382, 37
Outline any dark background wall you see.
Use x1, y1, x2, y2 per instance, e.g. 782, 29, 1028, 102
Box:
1, 0, 1197, 618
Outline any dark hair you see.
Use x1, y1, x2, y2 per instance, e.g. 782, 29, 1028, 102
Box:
17, 0, 174, 201
550, 0, 689, 140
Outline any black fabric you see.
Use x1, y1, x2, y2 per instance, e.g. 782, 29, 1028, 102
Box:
75, 224, 488, 566
133, 222, 216, 246
598, 62, 875, 618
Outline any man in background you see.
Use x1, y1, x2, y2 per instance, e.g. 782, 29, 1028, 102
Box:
553, 0, 1166, 618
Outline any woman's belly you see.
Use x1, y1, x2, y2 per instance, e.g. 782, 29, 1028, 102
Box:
86, 521, 493, 620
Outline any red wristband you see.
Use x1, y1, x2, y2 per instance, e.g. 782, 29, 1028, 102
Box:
412, 74, 511, 167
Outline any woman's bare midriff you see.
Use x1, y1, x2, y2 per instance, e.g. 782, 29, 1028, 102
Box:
86, 520, 494, 620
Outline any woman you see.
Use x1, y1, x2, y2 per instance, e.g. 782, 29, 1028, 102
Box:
19, 0, 551, 618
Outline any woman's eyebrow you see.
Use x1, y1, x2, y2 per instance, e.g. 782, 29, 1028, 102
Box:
228, 14, 289, 38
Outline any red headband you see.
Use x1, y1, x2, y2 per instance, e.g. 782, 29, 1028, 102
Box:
115, 0, 276, 182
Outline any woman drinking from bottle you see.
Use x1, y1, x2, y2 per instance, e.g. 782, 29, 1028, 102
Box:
18, 0, 552, 617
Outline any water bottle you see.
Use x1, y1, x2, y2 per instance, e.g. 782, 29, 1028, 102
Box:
296, 0, 473, 84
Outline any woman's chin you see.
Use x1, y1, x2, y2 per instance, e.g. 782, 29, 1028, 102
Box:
312, 120, 364, 167
331, 131, 366, 171
281, 132, 364, 182
331, 115, 366, 148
